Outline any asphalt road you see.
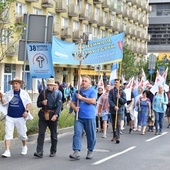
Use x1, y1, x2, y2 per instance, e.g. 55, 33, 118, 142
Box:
0, 120, 170, 170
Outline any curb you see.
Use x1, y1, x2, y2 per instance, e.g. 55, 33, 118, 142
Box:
0, 126, 73, 149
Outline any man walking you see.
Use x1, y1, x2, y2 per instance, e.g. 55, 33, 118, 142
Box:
69, 75, 97, 160
109, 79, 126, 143
34, 78, 62, 158
0, 77, 32, 158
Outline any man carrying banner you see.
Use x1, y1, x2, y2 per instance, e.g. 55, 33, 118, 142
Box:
69, 75, 97, 160
34, 78, 62, 158
109, 79, 126, 143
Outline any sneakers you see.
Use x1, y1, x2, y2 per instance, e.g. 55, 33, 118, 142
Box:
120, 130, 123, 135
49, 153, 56, 157
21, 146, 28, 155
34, 152, 43, 158
69, 150, 80, 160
86, 150, 93, 159
129, 128, 133, 134
2, 150, 11, 158
102, 134, 107, 138
155, 131, 159, 135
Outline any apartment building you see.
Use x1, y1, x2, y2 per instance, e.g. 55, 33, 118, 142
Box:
148, 0, 170, 60
0, 0, 151, 93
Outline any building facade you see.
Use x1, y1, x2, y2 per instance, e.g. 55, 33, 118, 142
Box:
0, 0, 151, 93
148, 0, 170, 53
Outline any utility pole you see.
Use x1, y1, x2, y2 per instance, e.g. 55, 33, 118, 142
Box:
148, 53, 156, 83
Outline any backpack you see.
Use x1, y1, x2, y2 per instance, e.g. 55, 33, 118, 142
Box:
168, 92, 170, 107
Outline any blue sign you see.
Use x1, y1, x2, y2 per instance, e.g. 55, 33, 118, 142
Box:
27, 43, 54, 78
52, 33, 124, 65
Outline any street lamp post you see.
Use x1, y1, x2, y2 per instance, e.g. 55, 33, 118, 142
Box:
148, 53, 156, 83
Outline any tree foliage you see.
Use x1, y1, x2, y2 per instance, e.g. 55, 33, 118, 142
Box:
0, 0, 24, 62
121, 46, 146, 80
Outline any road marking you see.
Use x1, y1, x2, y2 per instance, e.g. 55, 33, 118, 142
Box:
146, 132, 168, 142
94, 149, 110, 152
93, 146, 136, 165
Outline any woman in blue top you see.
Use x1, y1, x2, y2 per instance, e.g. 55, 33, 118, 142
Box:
152, 85, 168, 135
137, 90, 151, 135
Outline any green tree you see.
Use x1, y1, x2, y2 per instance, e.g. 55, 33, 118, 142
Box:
121, 46, 146, 80
0, 0, 24, 62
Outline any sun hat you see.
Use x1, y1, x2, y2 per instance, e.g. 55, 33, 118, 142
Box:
46, 78, 56, 86
8, 77, 24, 85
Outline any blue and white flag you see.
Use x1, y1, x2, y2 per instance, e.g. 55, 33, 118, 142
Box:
109, 62, 119, 84
52, 33, 124, 65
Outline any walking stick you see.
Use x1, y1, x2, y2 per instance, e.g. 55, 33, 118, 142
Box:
114, 61, 122, 138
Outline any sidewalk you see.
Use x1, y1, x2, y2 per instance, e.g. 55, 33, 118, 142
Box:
0, 126, 73, 149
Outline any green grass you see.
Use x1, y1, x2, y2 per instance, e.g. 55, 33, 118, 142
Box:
0, 106, 74, 141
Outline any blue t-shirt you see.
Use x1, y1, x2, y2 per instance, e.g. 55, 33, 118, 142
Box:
72, 87, 97, 119
8, 90, 25, 118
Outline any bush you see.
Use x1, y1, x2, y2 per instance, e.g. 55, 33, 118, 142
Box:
0, 106, 74, 141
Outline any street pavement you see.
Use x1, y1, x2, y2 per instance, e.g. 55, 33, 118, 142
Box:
0, 119, 170, 170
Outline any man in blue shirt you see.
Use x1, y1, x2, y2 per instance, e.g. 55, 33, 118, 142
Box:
69, 75, 97, 160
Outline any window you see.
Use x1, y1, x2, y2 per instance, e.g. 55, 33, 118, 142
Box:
33, 8, 42, 15
0, 29, 9, 44
16, 2, 27, 15
156, 3, 170, 16
86, 3, 92, 13
73, 21, 79, 31
83, 24, 89, 33
61, 17, 69, 28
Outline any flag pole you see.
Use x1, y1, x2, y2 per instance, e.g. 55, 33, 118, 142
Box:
114, 61, 122, 139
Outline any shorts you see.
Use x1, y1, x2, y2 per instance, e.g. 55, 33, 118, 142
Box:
101, 111, 109, 121
5, 115, 28, 141
102, 114, 109, 121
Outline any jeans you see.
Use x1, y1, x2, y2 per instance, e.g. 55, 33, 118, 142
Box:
72, 118, 96, 151
36, 111, 58, 154
155, 112, 164, 132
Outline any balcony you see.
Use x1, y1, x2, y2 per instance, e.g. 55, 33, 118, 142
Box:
41, 0, 54, 8
93, 0, 102, 5
68, 4, 79, 17
5, 43, 18, 57
132, 13, 138, 23
137, 31, 142, 39
61, 27, 72, 39
137, 1, 142, 9
25, 0, 38, 2
97, 17, 107, 27
105, 19, 114, 29
102, 0, 110, 8
109, 2, 117, 12
53, 23, 59, 35
72, 30, 83, 42
79, 9, 88, 20
131, 0, 137, 5
89, 13, 98, 24
115, 6, 124, 15
141, 47, 147, 55
56, 1, 67, 13
116, 23, 123, 32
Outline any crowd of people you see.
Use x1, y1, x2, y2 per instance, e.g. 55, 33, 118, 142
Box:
0, 76, 170, 161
